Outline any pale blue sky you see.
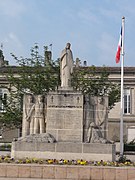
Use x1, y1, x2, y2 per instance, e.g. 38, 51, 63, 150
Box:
0, 0, 134, 66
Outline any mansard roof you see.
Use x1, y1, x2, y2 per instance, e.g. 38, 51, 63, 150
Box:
76, 66, 135, 75
0, 65, 135, 74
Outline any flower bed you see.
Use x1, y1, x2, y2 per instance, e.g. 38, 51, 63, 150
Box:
0, 155, 135, 179
0, 155, 134, 167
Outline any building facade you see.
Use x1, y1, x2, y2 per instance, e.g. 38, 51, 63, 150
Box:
107, 67, 135, 143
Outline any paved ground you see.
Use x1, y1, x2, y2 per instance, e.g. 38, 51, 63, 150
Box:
0, 151, 10, 156
0, 178, 54, 180
0, 178, 59, 180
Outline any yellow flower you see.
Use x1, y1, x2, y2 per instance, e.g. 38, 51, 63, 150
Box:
26, 159, 31, 163
32, 158, 38, 163
4, 157, 10, 163
80, 160, 87, 165
19, 159, 23, 164
64, 159, 68, 164
48, 159, 53, 164
103, 161, 107, 166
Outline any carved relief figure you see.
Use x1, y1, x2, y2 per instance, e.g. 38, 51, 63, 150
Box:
60, 43, 74, 87
83, 95, 95, 142
34, 95, 45, 134
25, 96, 35, 135
22, 95, 46, 136
22, 94, 34, 137
96, 97, 108, 127
83, 96, 112, 143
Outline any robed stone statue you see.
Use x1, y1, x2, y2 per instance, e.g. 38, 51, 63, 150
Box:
60, 43, 74, 87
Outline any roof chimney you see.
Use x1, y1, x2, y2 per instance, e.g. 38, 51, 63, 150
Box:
83, 60, 87, 66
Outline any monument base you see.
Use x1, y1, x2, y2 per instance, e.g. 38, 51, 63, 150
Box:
46, 90, 84, 142
11, 141, 116, 162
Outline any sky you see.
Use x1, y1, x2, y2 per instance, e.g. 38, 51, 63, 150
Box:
0, 0, 135, 67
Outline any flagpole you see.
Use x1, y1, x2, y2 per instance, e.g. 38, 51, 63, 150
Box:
120, 16, 125, 158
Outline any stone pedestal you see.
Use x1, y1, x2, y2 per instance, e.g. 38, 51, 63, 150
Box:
11, 141, 116, 162
46, 89, 83, 142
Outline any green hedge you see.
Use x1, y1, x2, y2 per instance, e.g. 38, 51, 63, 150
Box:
0, 144, 11, 151
124, 144, 135, 151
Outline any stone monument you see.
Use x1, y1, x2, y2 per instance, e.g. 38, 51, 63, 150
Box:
11, 43, 116, 161
46, 43, 84, 142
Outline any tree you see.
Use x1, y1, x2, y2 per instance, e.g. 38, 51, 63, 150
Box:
0, 44, 60, 129
0, 46, 120, 130
9, 44, 60, 94
71, 65, 120, 109
0, 91, 23, 129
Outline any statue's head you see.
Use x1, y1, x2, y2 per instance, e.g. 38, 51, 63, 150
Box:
37, 95, 43, 102
66, 43, 71, 49
28, 95, 33, 103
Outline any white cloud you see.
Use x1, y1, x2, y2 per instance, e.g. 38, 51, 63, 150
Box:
97, 32, 116, 65
99, 8, 121, 22
99, 1, 135, 21
78, 9, 100, 24
0, 0, 26, 17
2, 32, 24, 64
3, 33, 22, 49
120, 4, 135, 17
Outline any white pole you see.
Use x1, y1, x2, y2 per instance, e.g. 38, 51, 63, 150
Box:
120, 16, 125, 158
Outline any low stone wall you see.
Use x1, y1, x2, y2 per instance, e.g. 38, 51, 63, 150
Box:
11, 142, 116, 162
0, 163, 135, 179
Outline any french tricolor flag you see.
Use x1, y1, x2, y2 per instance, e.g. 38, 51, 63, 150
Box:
115, 28, 122, 63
